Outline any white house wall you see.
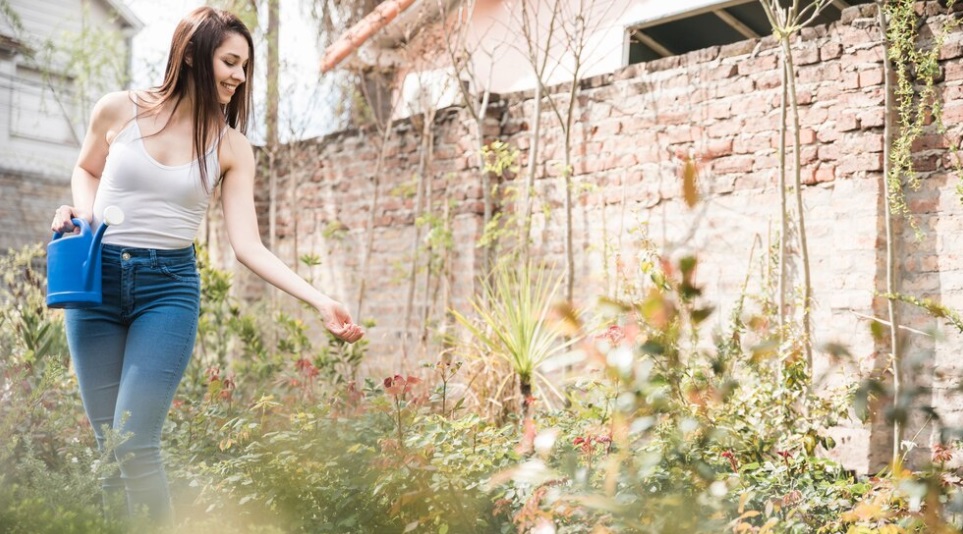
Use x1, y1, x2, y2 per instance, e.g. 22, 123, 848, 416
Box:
0, 0, 139, 251
465, 0, 753, 94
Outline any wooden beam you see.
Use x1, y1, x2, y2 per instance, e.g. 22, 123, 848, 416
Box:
713, 9, 759, 40
320, 0, 417, 73
632, 30, 674, 58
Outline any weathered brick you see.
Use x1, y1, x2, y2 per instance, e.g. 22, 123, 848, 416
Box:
839, 71, 861, 90
911, 134, 948, 152
797, 62, 843, 85
719, 40, 757, 58
818, 144, 840, 161
941, 42, 963, 60
815, 164, 835, 183
821, 42, 844, 61
943, 61, 963, 82
816, 125, 840, 143
941, 103, 963, 125
709, 102, 731, 119
857, 109, 885, 129
795, 46, 821, 66
708, 63, 738, 80
799, 146, 818, 165
912, 154, 941, 172
708, 119, 746, 137
739, 54, 779, 75
858, 68, 884, 88
712, 155, 755, 174
837, 152, 884, 174
836, 113, 861, 132
706, 138, 734, 158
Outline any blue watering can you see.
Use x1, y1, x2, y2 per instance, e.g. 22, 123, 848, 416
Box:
46, 206, 124, 309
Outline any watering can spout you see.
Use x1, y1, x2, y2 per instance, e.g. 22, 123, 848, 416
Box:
84, 206, 125, 291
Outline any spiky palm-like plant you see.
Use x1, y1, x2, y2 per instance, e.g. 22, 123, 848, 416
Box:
453, 263, 580, 416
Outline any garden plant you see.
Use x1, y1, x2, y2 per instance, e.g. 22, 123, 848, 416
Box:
2, 237, 963, 533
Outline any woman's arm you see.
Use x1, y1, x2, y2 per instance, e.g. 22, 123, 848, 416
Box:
51, 91, 126, 233
219, 129, 364, 343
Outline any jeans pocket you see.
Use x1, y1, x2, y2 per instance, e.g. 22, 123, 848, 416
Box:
159, 262, 198, 282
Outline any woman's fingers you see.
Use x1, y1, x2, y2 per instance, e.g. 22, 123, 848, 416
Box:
333, 323, 364, 343
51, 205, 76, 233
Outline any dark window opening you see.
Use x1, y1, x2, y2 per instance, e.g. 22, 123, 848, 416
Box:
627, 0, 875, 65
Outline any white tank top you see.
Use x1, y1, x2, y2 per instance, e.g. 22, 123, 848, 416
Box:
93, 98, 221, 249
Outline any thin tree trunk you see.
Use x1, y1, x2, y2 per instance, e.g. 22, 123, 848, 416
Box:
778, 55, 789, 335
355, 125, 392, 318
562, 90, 577, 303
266, 0, 279, 147
783, 42, 813, 369
401, 112, 434, 365
439, 199, 453, 345
877, 1, 902, 465
266, 0, 280, 313
520, 81, 541, 263
420, 161, 436, 351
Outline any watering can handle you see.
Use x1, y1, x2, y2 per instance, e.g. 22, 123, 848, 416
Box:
51, 218, 90, 241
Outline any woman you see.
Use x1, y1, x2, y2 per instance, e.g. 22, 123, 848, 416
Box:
49, 6, 363, 524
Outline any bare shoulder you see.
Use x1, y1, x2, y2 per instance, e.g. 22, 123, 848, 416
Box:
91, 90, 136, 124
219, 127, 255, 174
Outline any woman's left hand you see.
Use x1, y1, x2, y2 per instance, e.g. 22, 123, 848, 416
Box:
317, 298, 365, 343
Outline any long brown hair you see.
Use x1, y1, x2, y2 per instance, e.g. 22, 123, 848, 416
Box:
141, 6, 254, 188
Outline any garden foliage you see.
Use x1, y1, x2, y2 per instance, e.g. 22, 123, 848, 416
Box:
2, 242, 963, 533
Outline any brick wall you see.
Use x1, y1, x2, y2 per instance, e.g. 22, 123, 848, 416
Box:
245, 3, 963, 472
0, 171, 70, 253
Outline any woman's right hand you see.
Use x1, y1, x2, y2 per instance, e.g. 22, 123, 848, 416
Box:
51, 205, 92, 234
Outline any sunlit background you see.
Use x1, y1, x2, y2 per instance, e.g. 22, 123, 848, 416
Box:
128, 0, 335, 144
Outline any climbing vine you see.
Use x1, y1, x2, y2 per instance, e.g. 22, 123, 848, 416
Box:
884, 0, 960, 231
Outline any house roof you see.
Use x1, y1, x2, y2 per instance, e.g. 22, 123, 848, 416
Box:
321, 0, 462, 73
101, 0, 144, 33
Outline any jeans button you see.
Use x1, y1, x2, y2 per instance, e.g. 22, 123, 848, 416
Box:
121, 252, 131, 261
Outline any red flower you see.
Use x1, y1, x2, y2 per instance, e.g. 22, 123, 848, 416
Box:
345, 381, 363, 406
295, 357, 319, 379
599, 325, 625, 346
205, 366, 220, 383
721, 450, 739, 473
933, 443, 954, 464
219, 374, 236, 401
383, 374, 421, 397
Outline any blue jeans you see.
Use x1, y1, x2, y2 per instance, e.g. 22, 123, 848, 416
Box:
65, 244, 199, 525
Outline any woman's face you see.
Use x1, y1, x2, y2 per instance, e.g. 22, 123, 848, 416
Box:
212, 32, 249, 105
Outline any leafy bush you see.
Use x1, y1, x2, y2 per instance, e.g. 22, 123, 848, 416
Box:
3, 242, 963, 533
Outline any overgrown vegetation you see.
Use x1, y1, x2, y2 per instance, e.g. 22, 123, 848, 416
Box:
3, 240, 963, 532
5, 1, 963, 533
